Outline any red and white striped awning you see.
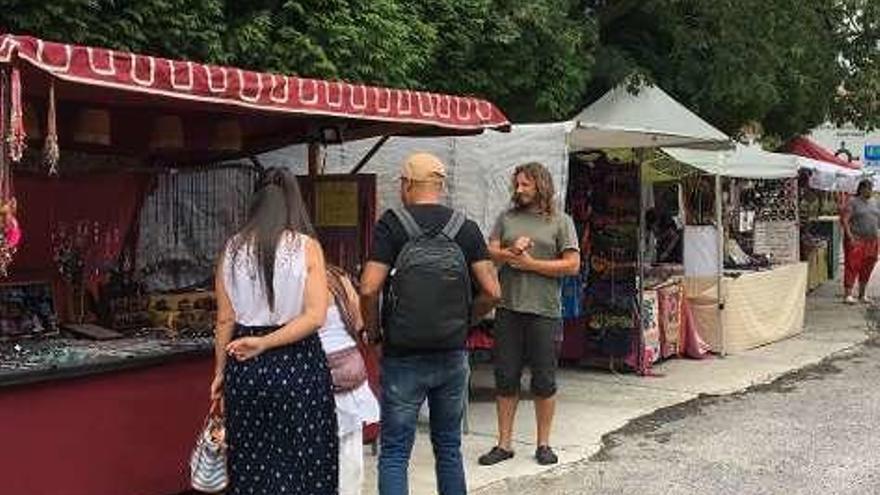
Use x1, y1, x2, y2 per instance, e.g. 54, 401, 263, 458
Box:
0, 34, 510, 162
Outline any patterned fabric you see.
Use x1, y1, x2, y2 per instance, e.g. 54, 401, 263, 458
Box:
641, 290, 661, 365
224, 326, 338, 495
0, 34, 509, 133
657, 284, 683, 358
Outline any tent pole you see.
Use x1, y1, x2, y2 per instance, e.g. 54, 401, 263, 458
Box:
308, 142, 322, 176
637, 149, 646, 375
715, 172, 725, 356
349, 135, 390, 175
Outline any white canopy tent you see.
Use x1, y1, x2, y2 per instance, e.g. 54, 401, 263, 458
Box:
796, 155, 864, 193
570, 84, 731, 152
662, 144, 798, 180
666, 143, 865, 192
569, 83, 733, 361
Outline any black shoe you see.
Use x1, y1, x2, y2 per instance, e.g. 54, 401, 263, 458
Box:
478, 446, 514, 466
535, 445, 558, 465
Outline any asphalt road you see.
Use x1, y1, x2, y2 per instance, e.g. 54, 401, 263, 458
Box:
493, 339, 880, 495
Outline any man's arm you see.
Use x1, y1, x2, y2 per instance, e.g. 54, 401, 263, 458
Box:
509, 249, 580, 278
841, 202, 854, 239
359, 261, 390, 344
470, 260, 501, 322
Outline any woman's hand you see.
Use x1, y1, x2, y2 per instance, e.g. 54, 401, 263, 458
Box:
226, 337, 268, 361
210, 373, 224, 401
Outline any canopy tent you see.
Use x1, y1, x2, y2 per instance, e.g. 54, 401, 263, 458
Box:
569, 84, 731, 152
662, 144, 798, 179
784, 136, 862, 170
797, 155, 863, 192
0, 34, 510, 166
567, 83, 732, 366
665, 142, 863, 192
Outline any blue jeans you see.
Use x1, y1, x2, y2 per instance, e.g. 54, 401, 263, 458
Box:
378, 350, 468, 495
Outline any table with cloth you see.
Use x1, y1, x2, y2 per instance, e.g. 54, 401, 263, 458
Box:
683, 262, 807, 353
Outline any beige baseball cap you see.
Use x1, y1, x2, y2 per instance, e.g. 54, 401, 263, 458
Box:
401, 152, 447, 182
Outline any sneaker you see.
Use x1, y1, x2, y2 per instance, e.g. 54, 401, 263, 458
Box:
478, 446, 514, 466
861, 296, 874, 304
535, 445, 558, 465
845, 295, 858, 305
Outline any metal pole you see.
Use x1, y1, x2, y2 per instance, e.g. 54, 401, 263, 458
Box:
349, 135, 390, 175
715, 172, 725, 356
637, 150, 646, 374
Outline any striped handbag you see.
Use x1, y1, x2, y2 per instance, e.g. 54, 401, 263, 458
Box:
189, 403, 228, 493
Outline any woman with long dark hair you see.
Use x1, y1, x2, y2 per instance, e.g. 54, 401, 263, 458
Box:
210, 167, 337, 494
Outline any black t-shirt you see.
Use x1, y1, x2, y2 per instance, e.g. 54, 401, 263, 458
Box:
370, 204, 489, 267
370, 204, 490, 355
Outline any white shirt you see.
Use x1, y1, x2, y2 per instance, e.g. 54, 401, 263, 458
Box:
318, 303, 381, 435
222, 231, 306, 326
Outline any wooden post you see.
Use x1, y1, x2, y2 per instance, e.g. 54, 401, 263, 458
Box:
308, 142, 322, 176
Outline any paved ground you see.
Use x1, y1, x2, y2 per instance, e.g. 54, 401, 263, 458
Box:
358, 281, 872, 494
479, 338, 880, 495
176, 282, 871, 495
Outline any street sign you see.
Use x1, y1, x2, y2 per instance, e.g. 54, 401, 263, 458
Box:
867, 145, 880, 170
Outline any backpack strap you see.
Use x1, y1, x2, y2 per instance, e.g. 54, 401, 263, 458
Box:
392, 207, 423, 240
441, 210, 467, 240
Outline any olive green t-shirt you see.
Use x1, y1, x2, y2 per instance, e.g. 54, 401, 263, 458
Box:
490, 210, 580, 318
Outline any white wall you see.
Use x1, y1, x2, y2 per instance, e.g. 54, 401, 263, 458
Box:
258, 122, 574, 236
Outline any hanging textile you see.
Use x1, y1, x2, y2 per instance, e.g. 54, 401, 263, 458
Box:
43, 80, 59, 175
0, 68, 20, 277
6, 67, 25, 163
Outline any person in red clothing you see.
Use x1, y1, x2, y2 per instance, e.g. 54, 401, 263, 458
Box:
841, 179, 880, 304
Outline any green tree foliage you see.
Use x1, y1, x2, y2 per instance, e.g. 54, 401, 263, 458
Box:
589, 0, 847, 139
0, 1, 876, 135
219, 1, 435, 88
0, 0, 594, 121
407, 0, 597, 121
832, 0, 880, 131
0, 0, 226, 61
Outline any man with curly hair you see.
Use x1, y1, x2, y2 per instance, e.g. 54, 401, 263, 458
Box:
479, 162, 581, 467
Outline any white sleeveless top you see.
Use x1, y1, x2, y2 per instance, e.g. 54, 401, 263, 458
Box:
319, 305, 356, 353
222, 231, 307, 326
318, 302, 381, 435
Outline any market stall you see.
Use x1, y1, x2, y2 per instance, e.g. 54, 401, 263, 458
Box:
663, 144, 804, 354
0, 33, 509, 495
792, 143, 867, 285
560, 83, 731, 373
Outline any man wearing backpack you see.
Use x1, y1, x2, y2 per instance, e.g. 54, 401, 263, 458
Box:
360, 152, 501, 495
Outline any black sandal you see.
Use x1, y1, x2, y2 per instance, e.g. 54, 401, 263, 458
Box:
535, 445, 558, 465
478, 446, 514, 466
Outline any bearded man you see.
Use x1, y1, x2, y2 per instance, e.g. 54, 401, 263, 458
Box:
478, 162, 580, 467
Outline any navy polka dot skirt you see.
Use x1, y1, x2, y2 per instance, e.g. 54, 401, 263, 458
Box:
224, 325, 338, 494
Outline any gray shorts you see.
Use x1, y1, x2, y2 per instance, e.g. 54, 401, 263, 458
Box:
493, 308, 560, 398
